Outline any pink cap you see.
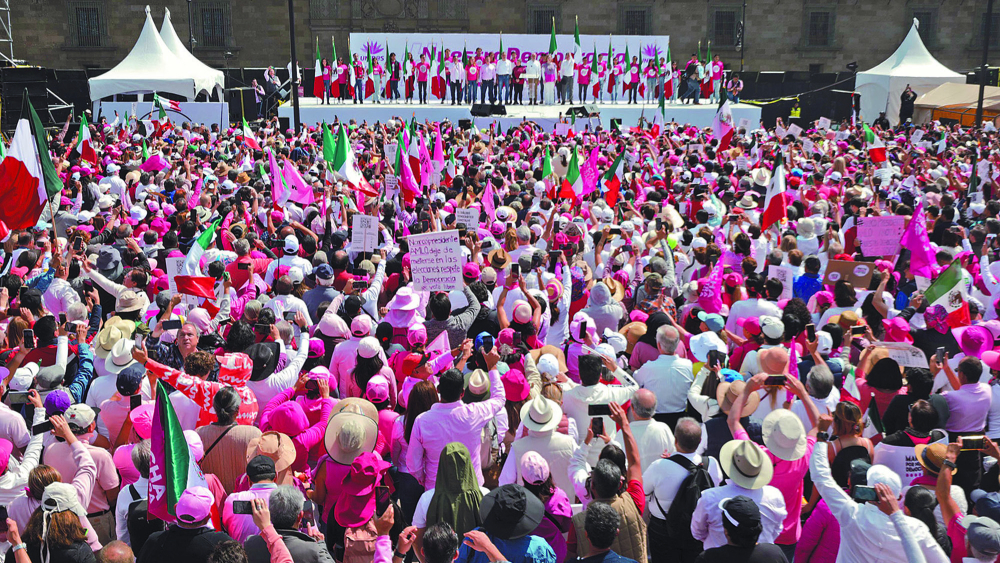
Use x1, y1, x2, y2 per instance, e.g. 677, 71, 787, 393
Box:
129, 403, 154, 440
502, 368, 530, 402
0, 438, 12, 475
184, 430, 205, 462
407, 323, 427, 347
512, 300, 532, 324
365, 374, 391, 403
175, 486, 214, 523
519, 450, 550, 485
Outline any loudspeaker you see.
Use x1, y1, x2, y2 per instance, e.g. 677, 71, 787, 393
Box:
490, 104, 506, 116
566, 105, 587, 117
470, 104, 491, 117
459, 119, 473, 129
227, 88, 256, 122
610, 118, 623, 129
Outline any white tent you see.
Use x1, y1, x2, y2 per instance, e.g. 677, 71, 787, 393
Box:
88, 6, 206, 101
159, 8, 225, 100
855, 19, 963, 126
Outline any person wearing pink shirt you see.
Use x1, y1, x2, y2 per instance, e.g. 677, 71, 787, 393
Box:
596, 60, 607, 102
710, 55, 724, 103
465, 60, 480, 104
222, 456, 279, 543
416, 54, 430, 104
576, 61, 592, 103
626, 56, 641, 104
644, 61, 658, 103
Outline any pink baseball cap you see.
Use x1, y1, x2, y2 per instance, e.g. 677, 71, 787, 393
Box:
519, 450, 550, 485
129, 403, 154, 440
175, 486, 214, 523
502, 368, 530, 402
407, 323, 427, 347
365, 374, 391, 404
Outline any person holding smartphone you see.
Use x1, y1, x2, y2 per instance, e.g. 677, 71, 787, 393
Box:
0, 390, 46, 506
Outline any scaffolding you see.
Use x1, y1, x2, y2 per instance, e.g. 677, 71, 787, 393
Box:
0, 0, 13, 66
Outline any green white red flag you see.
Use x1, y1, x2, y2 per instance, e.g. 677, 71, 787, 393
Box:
77, 112, 97, 164
148, 379, 208, 521
924, 261, 971, 327
864, 124, 887, 165
0, 91, 63, 230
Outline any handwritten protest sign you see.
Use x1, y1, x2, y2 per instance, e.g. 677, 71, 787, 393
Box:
384, 142, 398, 165
455, 208, 478, 228
352, 214, 379, 253
823, 260, 875, 287
876, 341, 930, 369
856, 215, 905, 257
408, 230, 463, 292
555, 123, 571, 136
384, 174, 398, 192
775, 125, 787, 139
735, 156, 749, 170
767, 265, 795, 300
802, 139, 816, 155
787, 124, 803, 138
817, 117, 832, 130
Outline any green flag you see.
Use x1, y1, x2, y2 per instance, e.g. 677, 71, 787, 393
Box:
542, 148, 553, 179
624, 44, 630, 68
549, 17, 558, 54
591, 44, 598, 73
366, 46, 374, 74
142, 140, 149, 160
403, 41, 409, 70
331, 36, 337, 63
463, 42, 469, 67
607, 35, 613, 68
147, 379, 208, 520
573, 16, 582, 59
698, 40, 702, 62
500, 32, 504, 58
153, 93, 168, 120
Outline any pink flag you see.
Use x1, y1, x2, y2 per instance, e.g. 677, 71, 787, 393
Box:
900, 199, 936, 279
697, 254, 726, 314
281, 159, 315, 206
581, 147, 600, 196
483, 181, 497, 222
398, 148, 421, 202
269, 149, 288, 206
418, 133, 434, 188
426, 330, 454, 374
432, 129, 445, 172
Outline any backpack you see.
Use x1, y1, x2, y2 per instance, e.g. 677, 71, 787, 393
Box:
125, 484, 164, 554
662, 455, 715, 549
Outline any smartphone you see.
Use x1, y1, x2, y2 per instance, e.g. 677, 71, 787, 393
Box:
579, 321, 589, 341
0, 505, 7, 532
512, 332, 522, 346
134, 334, 144, 350
962, 436, 986, 451
130, 394, 143, 411
850, 326, 866, 337
806, 324, 816, 342
510, 263, 520, 278
936, 347, 946, 365
59, 313, 67, 326
238, 262, 250, 270
656, 218, 664, 230
8, 391, 31, 405
728, 214, 739, 223
23, 329, 34, 349
73, 238, 83, 251
283, 311, 297, 321
354, 281, 369, 291
18, 286, 25, 300
708, 349, 722, 368
32, 420, 53, 435
162, 320, 182, 331
481, 335, 494, 354
255, 323, 271, 333
588, 404, 612, 417
375, 485, 391, 516
609, 227, 622, 235
764, 375, 787, 387
231, 500, 254, 515
591, 417, 605, 436
852, 485, 878, 502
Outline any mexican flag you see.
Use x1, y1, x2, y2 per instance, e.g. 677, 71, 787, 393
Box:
573, 17, 582, 61
443, 150, 457, 187
549, 17, 558, 54
238, 117, 261, 151
329, 124, 376, 196
364, 48, 376, 99
924, 261, 971, 327
591, 45, 601, 98
761, 151, 787, 231
181, 218, 221, 276
712, 98, 734, 151
314, 37, 325, 98
864, 124, 887, 165
663, 48, 673, 99
602, 151, 625, 206
174, 275, 218, 299
432, 45, 446, 99
0, 92, 63, 230
394, 131, 420, 202
407, 129, 422, 186
330, 36, 340, 99
77, 112, 97, 164
558, 148, 583, 199
148, 380, 208, 522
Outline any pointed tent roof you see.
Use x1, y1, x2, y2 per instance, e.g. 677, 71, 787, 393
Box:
88, 6, 199, 101
159, 8, 225, 100
861, 18, 962, 78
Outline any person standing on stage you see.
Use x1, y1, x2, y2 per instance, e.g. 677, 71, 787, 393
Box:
577, 58, 591, 104
252, 79, 265, 118
441, 48, 452, 104
512, 58, 526, 105
657, 56, 667, 103
405, 52, 416, 104
560, 53, 575, 104
481, 54, 497, 105
497, 52, 513, 105
542, 54, 558, 106
373, 56, 386, 104
609, 56, 621, 104
644, 59, 657, 103
353, 54, 366, 104
337, 57, 349, 103
416, 54, 430, 104
670, 60, 681, 103
448, 53, 464, 106
626, 55, 640, 105
525, 53, 541, 105
387, 53, 401, 101
465, 56, 480, 105
710, 55, 724, 104
321, 58, 331, 105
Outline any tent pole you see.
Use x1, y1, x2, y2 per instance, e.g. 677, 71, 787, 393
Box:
977, 0, 995, 128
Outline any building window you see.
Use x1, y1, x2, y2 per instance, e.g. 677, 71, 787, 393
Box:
194, 1, 232, 48
806, 11, 833, 47
912, 10, 936, 45
529, 8, 557, 35
620, 7, 650, 36
69, 2, 108, 47
309, 0, 337, 20
713, 9, 738, 46
981, 13, 1000, 48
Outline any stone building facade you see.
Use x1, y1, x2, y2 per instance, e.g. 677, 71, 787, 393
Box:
11, 0, 990, 75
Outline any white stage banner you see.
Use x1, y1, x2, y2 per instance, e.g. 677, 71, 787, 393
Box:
349, 33, 668, 67
94, 101, 230, 128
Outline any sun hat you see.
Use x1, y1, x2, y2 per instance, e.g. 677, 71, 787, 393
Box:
716, 381, 760, 416
94, 318, 136, 359
520, 395, 562, 433
762, 409, 807, 461
246, 342, 281, 382
129, 403, 154, 440
464, 369, 490, 399
175, 486, 214, 524
502, 369, 530, 402
720, 440, 774, 490
105, 338, 137, 375
758, 347, 790, 375
882, 317, 913, 344
334, 451, 391, 528
519, 451, 550, 486
324, 398, 378, 464
953, 325, 993, 359
736, 194, 758, 209
689, 331, 727, 363
479, 484, 545, 540
914, 443, 956, 476
246, 431, 296, 474
487, 248, 512, 270
388, 286, 421, 311
116, 290, 145, 313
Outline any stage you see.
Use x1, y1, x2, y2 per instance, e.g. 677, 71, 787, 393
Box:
277, 98, 761, 131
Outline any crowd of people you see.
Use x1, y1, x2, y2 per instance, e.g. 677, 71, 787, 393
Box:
308, 50, 732, 108
0, 103, 996, 563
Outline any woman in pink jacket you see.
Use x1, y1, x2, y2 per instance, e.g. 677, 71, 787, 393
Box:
260, 373, 335, 472
794, 499, 841, 563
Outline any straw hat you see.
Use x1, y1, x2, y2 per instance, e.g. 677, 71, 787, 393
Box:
716, 380, 760, 416
719, 439, 774, 490
247, 431, 296, 474
602, 279, 625, 302
94, 318, 136, 359
519, 395, 562, 433
324, 398, 378, 464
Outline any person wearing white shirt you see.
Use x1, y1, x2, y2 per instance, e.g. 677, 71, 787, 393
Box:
633, 325, 694, 430
616, 389, 675, 472
645, 418, 722, 561
497, 53, 513, 104
524, 54, 541, 105
115, 441, 151, 546
448, 59, 464, 105
559, 54, 575, 104
561, 354, 639, 444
